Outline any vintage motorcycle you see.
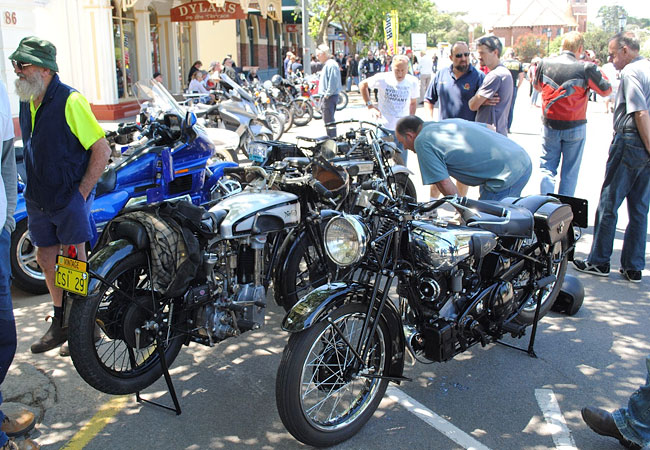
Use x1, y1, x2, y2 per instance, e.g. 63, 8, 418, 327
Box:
62, 153, 345, 408
275, 185, 586, 447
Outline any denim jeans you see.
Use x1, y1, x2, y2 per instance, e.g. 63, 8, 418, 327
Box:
0, 228, 17, 447
479, 162, 532, 201
539, 123, 587, 196
322, 95, 338, 138
507, 84, 518, 131
346, 76, 359, 92
613, 356, 650, 449
588, 132, 650, 271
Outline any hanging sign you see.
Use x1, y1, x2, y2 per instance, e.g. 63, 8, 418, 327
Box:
171, 1, 247, 22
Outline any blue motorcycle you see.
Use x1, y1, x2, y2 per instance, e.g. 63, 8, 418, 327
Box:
11, 80, 241, 294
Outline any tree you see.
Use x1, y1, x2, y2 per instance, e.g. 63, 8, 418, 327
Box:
514, 33, 550, 62
584, 27, 611, 65
597, 5, 628, 34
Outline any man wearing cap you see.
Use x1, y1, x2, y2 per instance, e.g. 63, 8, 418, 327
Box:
9, 37, 111, 356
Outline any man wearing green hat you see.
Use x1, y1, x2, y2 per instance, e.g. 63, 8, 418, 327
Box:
9, 37, 111, 356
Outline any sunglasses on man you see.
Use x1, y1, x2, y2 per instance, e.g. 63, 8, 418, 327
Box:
11, 60, 32, 70
454, 52, 470, 58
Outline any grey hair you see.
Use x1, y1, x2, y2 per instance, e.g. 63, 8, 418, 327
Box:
610, 32, 640, 52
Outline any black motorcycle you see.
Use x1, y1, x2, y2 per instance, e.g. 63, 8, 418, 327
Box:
275, 186, 585, 447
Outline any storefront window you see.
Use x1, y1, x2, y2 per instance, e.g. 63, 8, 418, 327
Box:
112, 1, 138, 99
149, 6, 161, 75
178, 22, 193, 87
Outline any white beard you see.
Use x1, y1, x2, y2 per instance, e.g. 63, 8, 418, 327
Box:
15, 73, 45, 102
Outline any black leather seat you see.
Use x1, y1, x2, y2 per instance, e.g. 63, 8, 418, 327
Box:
466, 203, 534, 239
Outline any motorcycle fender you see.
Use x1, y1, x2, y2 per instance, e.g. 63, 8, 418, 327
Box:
81, 239, 137, 299
283, 282, 406, 380
249, 123, 272, 136
390, 164, 413, 176
13, 194, 27, 223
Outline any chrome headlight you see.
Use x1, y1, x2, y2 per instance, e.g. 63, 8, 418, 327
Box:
324, 215, 367, 266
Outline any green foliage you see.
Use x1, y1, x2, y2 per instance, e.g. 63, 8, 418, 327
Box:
597, 5, 628, 34
513, 33, 549, 61
584, 27, 611, 64
549, 35, 562, 55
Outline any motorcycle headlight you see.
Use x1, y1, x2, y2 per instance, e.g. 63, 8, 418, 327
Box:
324, 215, 367, 266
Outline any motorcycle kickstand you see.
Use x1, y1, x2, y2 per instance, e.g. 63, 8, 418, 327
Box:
129, 337, 182, 415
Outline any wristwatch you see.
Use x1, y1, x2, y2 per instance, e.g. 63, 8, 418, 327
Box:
366, 100, 373, 106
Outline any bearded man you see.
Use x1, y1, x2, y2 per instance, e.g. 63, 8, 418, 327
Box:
10, 37, 111, 356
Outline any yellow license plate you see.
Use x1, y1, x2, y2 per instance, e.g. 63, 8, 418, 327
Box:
55, 255, 89, 296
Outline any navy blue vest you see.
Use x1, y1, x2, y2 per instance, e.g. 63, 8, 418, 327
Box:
20, 74, 90, 212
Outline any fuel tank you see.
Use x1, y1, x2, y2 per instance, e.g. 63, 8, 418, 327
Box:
210, 191, 300, 238
409, 220, 496, 271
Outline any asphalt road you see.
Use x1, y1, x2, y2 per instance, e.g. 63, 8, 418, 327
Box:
8, 83, 650, 450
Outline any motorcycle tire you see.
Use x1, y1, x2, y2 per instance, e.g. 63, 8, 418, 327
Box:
276, 303, 391, 447
10, 220, 48, 294
68, 251, 185, 395
389, 173, 417, 200
240, 126, 271, 157
290, 99, 313, 127
514, 235, 569, 324
311, 96, 323, 120
336, 91, 349, 110
275, 104, 293, 133
274, 229, 333, 311
265, 111, 285, 141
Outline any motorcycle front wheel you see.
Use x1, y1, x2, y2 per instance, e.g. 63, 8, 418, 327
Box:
265, 111, 285, 141
290, 99, 313, 127
68, 251, 185, 395
336, 91, 349, 110
275, 104, 293, 133
276, 303, 391, 447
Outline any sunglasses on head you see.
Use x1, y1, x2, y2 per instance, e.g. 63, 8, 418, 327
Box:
11, 60, 32, 70
454, 52, 470, 58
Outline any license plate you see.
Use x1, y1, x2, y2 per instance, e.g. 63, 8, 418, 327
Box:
55, 255, 89, 296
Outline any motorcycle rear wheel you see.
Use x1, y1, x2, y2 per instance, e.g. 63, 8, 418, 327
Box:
276, 303, 390, 447
514, 236, 568, 324
10, 220, 48, 294
68, 251, 185, 395
336, 91, 349, 110
276, 104, 293, 133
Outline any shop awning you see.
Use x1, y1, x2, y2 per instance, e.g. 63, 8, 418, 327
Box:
122, 0, 281, 22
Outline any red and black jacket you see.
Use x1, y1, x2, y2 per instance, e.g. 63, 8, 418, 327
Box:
534, 51, 612, 129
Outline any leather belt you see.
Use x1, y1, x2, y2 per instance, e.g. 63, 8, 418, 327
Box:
616, 127, 639, 134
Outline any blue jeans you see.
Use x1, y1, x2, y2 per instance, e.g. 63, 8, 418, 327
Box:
507, 85, 518, 131
479, 163, 532, 201
539, 123, 587, 196
0, 228, 17, 447
613, 356, 650, 449
322, 95, 338, 138
588, 132, 650, 271
346, 76, 359, 92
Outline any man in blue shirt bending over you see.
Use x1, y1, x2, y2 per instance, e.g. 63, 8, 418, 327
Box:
395, 115, 532, 201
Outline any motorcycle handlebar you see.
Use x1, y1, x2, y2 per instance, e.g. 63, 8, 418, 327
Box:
458, 197, 507, 218
311, 180, 334, 199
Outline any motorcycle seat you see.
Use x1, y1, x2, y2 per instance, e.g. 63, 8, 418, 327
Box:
96, 168, 117, 196
466, 203, 534, 239
283, 157, 311, 168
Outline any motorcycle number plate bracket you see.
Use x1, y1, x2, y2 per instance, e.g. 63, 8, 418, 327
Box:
54, 255, 89, 296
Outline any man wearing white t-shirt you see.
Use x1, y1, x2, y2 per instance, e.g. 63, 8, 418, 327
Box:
360, 54, 419, 163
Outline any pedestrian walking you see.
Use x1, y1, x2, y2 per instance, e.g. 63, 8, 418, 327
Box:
502, 49, 525, 133
9, 37, 111, 356
572, 32, 650, 283
469, 36, 513, 136
534, 31, 611, 196
417, 51, 433, 104
316, 44, 341, 138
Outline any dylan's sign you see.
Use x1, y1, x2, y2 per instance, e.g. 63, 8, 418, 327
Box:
171, 1, 247, 22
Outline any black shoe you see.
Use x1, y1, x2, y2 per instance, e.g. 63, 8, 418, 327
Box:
620, 268, 642, 283
581, 407, 640, 449
573, 258, 610, 277
31, 316, 68, 354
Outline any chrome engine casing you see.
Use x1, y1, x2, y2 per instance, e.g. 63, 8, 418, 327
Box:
409, 220, 496, 271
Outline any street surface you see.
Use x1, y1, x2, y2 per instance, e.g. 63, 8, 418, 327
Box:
5, 82, 650, 450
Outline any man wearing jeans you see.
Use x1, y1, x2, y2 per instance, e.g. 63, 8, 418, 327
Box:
573, 32, 650, 284
534, 31, 611, 196
395, 116, 532, 201
316, 44, 341, 138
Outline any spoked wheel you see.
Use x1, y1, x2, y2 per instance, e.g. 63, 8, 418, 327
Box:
336, 91, 349, 110
68, 251, 185, 395
290, 99, 313, 126
388, 173, 417, 200
265, 111, 285, 140
276, 104, 293, 132
276, 303, 391, 447
514, 236, 568, 324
